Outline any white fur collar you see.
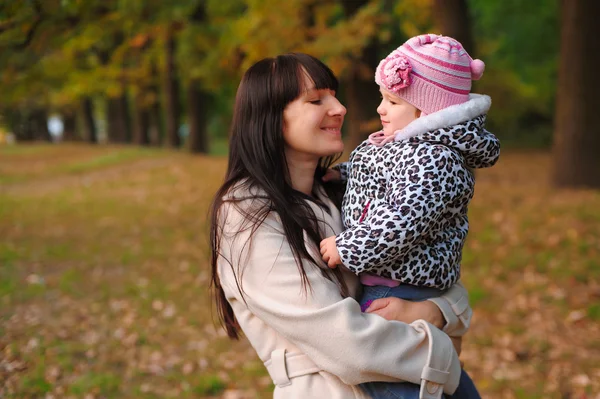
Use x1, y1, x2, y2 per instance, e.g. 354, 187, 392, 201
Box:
394, 94, 491, 141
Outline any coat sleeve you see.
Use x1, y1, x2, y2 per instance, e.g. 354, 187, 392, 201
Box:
220, 209, 462, 393
428, 280, 472, 337
336, 144, 464, 288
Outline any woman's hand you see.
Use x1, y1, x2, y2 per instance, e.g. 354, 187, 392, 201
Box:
365, 297, 445, 330
365, 297, 463, 356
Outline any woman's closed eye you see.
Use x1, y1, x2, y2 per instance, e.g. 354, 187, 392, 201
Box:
309, 99, 322, 105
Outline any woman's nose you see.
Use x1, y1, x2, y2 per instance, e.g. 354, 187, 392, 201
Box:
328, 97, 347, 116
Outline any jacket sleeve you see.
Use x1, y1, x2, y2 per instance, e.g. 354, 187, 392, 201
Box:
332, 162, 350, 182
220, 209, 462, 393
465, 128, 501, 169
336, 144, 463, 286
428, 281, 472, 337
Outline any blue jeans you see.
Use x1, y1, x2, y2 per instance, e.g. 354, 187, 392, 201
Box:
358, 284, 481, 399
361, 369, 481, 399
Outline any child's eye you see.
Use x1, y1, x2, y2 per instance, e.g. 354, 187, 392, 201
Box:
309, 99, 322, 105
381, 95, 396, 105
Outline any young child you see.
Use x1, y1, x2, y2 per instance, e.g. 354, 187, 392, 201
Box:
320, 34, 500, 398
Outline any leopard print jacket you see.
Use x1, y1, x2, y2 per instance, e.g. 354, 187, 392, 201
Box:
334, 96, 500, 290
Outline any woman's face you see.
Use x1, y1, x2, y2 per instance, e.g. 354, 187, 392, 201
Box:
283, 73, 346, 162
377, 87, 419, 137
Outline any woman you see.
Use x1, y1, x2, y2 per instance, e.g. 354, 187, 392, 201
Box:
210, 53, 473, 399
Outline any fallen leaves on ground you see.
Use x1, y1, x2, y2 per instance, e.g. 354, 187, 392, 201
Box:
1, 145, 599, 398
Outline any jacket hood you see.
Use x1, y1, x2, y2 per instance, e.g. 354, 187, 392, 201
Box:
395, 94, 500, 169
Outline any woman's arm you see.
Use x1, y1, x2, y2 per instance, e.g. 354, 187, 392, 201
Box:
365, 281, 472, 338
220, 210, 462, 393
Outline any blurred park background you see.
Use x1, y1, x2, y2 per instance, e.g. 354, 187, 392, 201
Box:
1, 0, 599, 398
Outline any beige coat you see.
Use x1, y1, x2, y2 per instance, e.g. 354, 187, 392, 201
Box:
217, 185, 472, 399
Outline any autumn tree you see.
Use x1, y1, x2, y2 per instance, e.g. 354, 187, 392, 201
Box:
61, 108, 78, 141
339, 0, 383, 150
182, 3, 211, 154
0, 0, 563, 154
81, 97, 97, 143
432, 0, 474, 54
0, 1, 58, 142
552, 0, 600, 188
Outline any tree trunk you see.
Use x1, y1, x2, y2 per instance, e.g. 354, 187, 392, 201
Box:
106, 98, 118, 142
163, 25, 181, 148
62, 111, 78, 141
118, 94, 131, 143
149, 62, 163, 146
185, 4, 209, 154
341, 0, 381, 151
20, 117, 35, 141
552, 0, 600, 188
106, 94, 130, 143
132, 94, 150, 146
81, 97, 97, 143
32, 109, 51, 142
187, 82, 209, 154
6, 108, 29, 141
432, 0, 474, 55
149, 102, 163, 146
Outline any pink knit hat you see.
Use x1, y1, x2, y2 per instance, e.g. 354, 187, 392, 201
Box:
375, 34, 485, 115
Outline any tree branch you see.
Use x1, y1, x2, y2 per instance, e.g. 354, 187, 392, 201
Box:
12, 0, 44, 50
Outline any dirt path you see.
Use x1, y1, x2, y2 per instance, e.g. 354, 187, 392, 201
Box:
1, 158, 175, 196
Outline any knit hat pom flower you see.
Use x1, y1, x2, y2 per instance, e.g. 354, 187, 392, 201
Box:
376, 51, 412, 93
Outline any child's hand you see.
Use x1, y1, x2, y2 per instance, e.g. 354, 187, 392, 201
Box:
322, 168, 341, 182
319, 236, 342, 268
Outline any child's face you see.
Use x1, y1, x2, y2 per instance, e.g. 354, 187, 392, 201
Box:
377, 88, 419, 137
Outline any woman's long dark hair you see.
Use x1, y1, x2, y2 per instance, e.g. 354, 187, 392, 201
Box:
210, 53, 349, 339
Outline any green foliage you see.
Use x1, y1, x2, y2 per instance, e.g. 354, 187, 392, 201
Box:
69, 372, 121, 395
0, 254, 18, 300
0, 0, 561, 146
19, 375, 53, 396
193, 375, 226, 396
305, 1, 385, 77
588, 304, 600, 322
469, 0, 560, 145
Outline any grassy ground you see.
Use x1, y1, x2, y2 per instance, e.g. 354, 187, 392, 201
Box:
1, 143, 599, 398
